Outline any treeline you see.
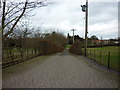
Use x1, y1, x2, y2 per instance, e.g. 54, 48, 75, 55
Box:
3, 25, 67, 68
67, 34, 119, 47
2, 22, 68, 67
4, 30, 67, 56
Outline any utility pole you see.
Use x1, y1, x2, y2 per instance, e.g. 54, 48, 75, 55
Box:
71, 29, 76, 43
2, 1, 6, 33
85, 0, 88, 56
2, 0, 6, 67
81, 0, 88, 56
0, 0, 1, 8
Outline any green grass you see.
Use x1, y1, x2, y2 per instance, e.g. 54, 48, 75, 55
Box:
65, 44, 71, 49
3, 48, 37, 62
86, 46, 119, 71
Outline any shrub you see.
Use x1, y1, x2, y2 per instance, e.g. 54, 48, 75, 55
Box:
69, 40, 82, 55
38, 40, 64, 55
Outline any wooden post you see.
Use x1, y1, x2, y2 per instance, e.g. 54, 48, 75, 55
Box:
12, 49, 14, 58
108, 52, 110, 68
35, 49, 36, 56
32, 50, 33, 58
19, 50, 21, 62
35, 50, 37, 57
90, 50, 91, 59
9, 49, 14, 65
94, 50, 95, 61
27, 50, 28, 60
100, 51, 101, 64
37, 50, 38, 56
86, 50, 87, 57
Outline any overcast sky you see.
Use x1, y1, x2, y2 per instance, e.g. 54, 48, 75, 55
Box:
28, 0, 118, 39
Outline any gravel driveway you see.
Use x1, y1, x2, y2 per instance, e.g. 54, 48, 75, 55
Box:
2, 49, 119, 88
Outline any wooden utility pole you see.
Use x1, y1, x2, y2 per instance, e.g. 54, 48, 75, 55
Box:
0, 0, 1, 8
84, 0, 88, 56
81, 0, 88, 56
2, 1, 6, 34
2, 0, 6, 65
71, 29, 76, 43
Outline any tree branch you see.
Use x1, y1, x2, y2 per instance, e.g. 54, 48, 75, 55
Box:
4, 17, 18, 29
4, 1, 28, 38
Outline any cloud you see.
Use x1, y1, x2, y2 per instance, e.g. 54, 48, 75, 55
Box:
29, 1, 118, 39
89, 2, 118, 25
47, 0, 119, 3
88, 20, 118, 39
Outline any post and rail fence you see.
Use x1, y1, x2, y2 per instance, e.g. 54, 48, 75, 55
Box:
2, 48, 41, 69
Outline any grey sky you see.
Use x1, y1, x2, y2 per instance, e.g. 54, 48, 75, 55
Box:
29, 0, 118, 39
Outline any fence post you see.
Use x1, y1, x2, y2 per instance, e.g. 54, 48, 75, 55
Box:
13, 50, 14, 58
19, 50, 21, 62
84, 49, 85, 56
27, 50, 28, 60
35, 50, 37, 56
86, 50, 88, 57
38, 50, 40, 56
37, 50, 38, 56
100, 51, 101, 64
32, 50, 33, 58
90, 50, 91, 59
36, 50, 37, 56
87, 50, 89, 57
9, 49, 14, 65
94, 50, 95, 61
88, 50, 90, 58
82, 49, 84, 56
108, 52, 110, 68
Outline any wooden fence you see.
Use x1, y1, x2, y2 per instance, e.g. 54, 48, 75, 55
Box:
3, 48, 40, 69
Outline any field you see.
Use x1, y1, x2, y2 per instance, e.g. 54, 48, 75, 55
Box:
65, 44, 71, 49
86, 46, 119, 71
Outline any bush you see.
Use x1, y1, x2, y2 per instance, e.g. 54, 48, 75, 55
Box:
69, 40, 82, 55
4, 37, 64, 56
38, 40, 64, 55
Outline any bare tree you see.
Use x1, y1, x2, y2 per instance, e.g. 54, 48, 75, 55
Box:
5, 21, 33, 59
1, 0, 52, 39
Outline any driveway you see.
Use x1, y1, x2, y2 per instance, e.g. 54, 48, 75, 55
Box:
2, 49, 119, 88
